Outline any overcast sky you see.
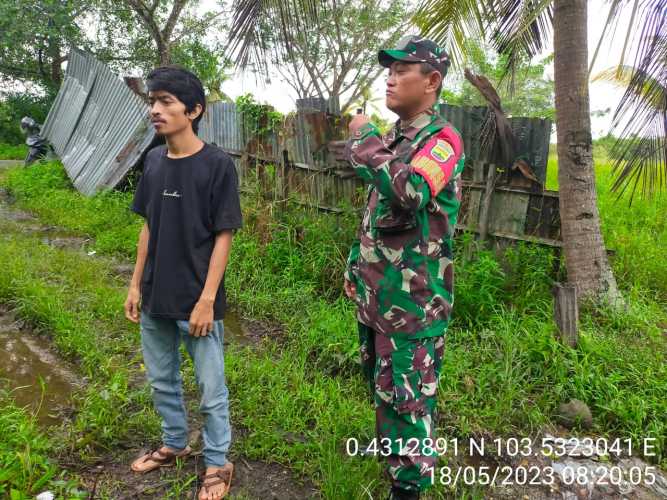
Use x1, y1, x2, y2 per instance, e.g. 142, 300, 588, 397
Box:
210, 0, 633, 139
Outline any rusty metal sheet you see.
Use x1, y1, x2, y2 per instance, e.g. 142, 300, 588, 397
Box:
440, 103, 552, 183
525, 192, 561, 240
199, 102, 244, 153
41, 49, 153, 196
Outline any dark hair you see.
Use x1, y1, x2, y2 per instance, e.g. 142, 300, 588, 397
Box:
419, 62, 444, 99
146, 65, 206, 133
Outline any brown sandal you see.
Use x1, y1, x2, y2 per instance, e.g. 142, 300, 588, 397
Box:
130, 445, 192, 473
198, 463, 233, 500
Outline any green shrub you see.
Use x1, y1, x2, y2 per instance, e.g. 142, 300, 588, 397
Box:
0, 144, 28, 160
0, 93, 52, 145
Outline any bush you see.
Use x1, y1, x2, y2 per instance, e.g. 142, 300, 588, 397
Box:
0, 93, 52, 145
0, 144, 28, 160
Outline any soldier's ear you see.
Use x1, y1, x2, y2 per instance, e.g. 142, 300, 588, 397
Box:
426, 71, 442, 95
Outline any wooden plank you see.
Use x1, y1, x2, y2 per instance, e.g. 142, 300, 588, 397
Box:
488, 191, 530, 235
460, 186, 482, 228
462, 180, 560, 198
488, 230, 562, 247
478, 163, 497, 242
525, 193, 561, 240
552, 283, 578, 347
455, 224, 562, 247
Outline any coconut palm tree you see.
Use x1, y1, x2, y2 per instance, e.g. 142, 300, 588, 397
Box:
417, 0, 665, 304
226, 0, 666, 305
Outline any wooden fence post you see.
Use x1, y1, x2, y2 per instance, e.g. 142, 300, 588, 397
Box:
552, 282, 578, 347
477, 163, 498, 244
278, 149, 289, 203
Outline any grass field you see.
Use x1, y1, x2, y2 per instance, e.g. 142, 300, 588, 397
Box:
0, 153, 664, 497
0, 143, 28, 160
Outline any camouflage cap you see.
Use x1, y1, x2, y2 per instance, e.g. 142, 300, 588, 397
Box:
378, 35, 450, 77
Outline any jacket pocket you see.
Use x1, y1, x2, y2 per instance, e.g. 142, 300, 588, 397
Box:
373, 197, 417, 233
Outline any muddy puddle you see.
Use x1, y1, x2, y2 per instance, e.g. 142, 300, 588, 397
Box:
222, 310, 251, 346
0, 306, 258, 428
0, 308, 79, 426
223, 309, 284, 347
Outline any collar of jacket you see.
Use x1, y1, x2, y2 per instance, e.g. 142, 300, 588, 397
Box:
395, 103, 440, 141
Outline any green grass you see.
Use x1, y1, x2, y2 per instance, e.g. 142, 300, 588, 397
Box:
2, 162, 142, 256
546, 143, 667, 299
0, 159, 665, 498
0, 390, 84, 498
0, 225, 162, 448
0, 143, 28, 160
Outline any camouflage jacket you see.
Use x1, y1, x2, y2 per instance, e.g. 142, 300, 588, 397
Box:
345, 106, 465, 339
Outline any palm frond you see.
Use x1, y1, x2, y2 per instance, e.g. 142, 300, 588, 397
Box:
227, 0, 322, 72
418, 0, 553, 93
483, 0, 553, 92
414, 0, 486, 68
589, 0, 625, 75
603, 0, 667, 200
594, 65, 665, 109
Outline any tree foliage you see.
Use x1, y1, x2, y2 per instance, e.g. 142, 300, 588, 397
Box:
230, 0, 411, 113
0, 0, 234, 103
415, 0, 666, 199
0, 93, 52, 144
0, 0, 92, 91
171, 39, 233, 100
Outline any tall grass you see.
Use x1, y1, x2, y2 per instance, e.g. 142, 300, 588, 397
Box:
546, 144, 667, 300
0, 391, 84, 498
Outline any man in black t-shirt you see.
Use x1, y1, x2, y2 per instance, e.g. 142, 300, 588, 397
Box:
124, 66, 241, 500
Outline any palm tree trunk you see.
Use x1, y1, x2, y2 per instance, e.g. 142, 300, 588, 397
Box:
553, 0, 622, 304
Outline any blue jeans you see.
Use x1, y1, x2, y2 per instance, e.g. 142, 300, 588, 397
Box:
140, 312, 231, 467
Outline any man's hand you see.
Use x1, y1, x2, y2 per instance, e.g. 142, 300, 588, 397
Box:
124, 286, 141, 323
344, 278, 357, 301
189, 298, 214, 337
349, 114, 371, 137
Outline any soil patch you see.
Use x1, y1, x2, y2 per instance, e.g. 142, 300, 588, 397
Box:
224, 310, 286, 347
0, 306, 80, 425
74, 439, 319, 499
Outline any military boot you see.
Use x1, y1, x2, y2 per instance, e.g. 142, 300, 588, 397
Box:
387, 485, 420, 500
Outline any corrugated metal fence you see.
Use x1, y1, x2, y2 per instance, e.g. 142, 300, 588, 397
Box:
42, 49, 154, 196
42, 50, 560, 246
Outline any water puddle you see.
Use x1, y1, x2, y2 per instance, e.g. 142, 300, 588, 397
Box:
0, 309, 79, 426
0, 188, 35, 224
222, 309, 254, 346
223, 309, 283, 347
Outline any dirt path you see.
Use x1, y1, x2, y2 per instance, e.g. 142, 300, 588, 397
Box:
0, 160, 22, 168
78, 449, 318, 499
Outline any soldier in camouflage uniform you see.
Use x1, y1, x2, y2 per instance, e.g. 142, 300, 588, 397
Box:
344, 35, 465, 500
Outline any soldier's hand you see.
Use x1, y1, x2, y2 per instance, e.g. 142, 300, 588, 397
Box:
349, 114, 370, 137
344, 278, 357, 300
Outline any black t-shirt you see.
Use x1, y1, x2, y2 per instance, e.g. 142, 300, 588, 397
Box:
130, 143, 242, 320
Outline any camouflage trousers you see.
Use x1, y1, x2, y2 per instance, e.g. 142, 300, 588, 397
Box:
358, 322, 445, 493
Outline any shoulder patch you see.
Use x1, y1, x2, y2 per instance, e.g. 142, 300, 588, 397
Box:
410, 126, 463, 196
430, 139, 454, 162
